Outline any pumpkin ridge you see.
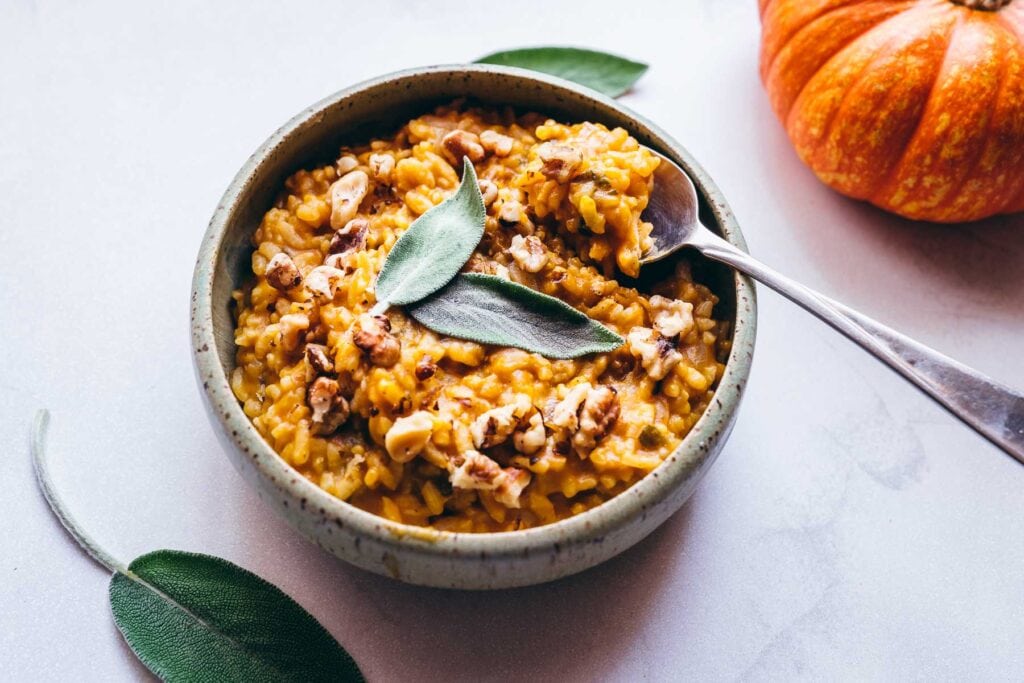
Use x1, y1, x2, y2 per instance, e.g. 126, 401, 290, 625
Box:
866, 10, 966, 204
934, 23, 1015, 216
762, 0, 866, 82
993, 8, 1024, 214
795, 4, 952, 174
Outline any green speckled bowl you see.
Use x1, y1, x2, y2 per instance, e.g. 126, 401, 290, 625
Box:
191, 65, 756, 589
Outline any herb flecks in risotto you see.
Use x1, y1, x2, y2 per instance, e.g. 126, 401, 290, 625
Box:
232, 103, 730, 532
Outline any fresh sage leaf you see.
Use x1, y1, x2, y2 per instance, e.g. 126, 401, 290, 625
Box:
475, 47, 648, 97
30, 411, 364, 683
110, 551, 363, 683
372, 157, 484, 312
406, 273, 624, 359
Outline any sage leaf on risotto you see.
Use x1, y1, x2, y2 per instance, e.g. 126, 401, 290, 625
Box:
30, 411, 364, 683
372, 157, 485, 312
406, 273, 624, 359
475, 47, 648, 97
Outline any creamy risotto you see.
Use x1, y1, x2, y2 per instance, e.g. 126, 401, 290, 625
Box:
231, 102, 729, 532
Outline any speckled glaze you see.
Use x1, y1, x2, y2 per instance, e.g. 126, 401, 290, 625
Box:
191, 65, 757, 590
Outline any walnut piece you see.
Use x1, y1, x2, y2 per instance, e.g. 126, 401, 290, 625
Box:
479, 130, 514, 157
265, 252, 302, 292
470, 394, 532, 449
305, 265, 346, 303
572, 386, 619, 454
335, 155, 358, 175
441, 130, 485, 164
548, 382, 592, 433
279, 313, 309, 354
627, 326, 682, 380
449, 451, 531, 508
329, 218, 368, 255
537, 142, 583, 183
477, 179, 499, 207
649, 295, 694, 338
353, 313, 401, 366
508, 234, 548, 273
513, 409, 546, 455
329, 170, 370, 230
368, 153, 395, 183
304, 343, 334, 375
385, 411, 434, 462
415, 356, 437, 381
308, 376, 350, 434
498, 199, 523, 225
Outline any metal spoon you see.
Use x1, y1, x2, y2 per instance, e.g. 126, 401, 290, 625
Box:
642, 150, 1024, 465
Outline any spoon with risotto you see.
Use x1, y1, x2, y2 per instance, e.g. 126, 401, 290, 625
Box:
641, 149, 1024, 464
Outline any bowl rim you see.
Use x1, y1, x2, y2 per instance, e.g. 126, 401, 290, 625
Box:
191, 63, 756, 558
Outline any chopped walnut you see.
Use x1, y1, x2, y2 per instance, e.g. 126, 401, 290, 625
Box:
537, 142, 583, 183
353, 313, 401, 366
335, 155, 359, 175
368, 153, 395, 183
449, 451, 531, 508
329, 218, 368, 255
572, 386, 619, 454
265, 252, 302, 292
329, 170, 370, 230
548, 382, 592, 433
441, 130, 485, 164
465, 253, 510, 280
305, 265, 346, 303
508, 234, 548, 273
649, 295, 695, 338
279, 313, 309, 354
627, 326, 682, 380
308, 376, 350, 434
415, 356, 437, 381
304, 343, 334, 375
498, 199, 523, 225
385, 410, 434, 462
479, 130, 514, 157
470, 395, 531, 449
478, 179, 499, 207
513, 409, 546, 455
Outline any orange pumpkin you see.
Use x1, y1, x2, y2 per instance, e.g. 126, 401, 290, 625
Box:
759, 0, 1024, 223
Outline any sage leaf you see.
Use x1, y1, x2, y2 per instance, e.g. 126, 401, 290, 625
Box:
475, 47, 648, 97
406, 273, 624, 359
30, 411, 364, 683
372, 157, 484, 312
110, 551, 363, 683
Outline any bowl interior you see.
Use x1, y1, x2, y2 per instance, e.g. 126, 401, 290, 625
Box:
197, 65, 755, 552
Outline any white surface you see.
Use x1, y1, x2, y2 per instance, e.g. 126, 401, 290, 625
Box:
2, 1, 1023, 680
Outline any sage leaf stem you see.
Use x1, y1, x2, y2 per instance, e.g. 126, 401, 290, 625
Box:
31, 409, 126, 574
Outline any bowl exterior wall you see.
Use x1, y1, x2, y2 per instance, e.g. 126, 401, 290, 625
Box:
192, 65, 756, 589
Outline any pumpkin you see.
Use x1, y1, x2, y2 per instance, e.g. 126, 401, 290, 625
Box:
759, 0, 1024, 223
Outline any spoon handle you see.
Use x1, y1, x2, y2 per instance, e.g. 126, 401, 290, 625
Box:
689, 225, 1024, 465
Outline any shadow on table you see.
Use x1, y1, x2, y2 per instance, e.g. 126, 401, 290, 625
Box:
753, 123, 1024, 322
256, 498, 698, 683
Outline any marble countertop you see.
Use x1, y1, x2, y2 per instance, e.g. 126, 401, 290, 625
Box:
3, 1, 1023, 680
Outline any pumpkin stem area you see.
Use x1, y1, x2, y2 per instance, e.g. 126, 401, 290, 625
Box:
950, 0, 1013, 9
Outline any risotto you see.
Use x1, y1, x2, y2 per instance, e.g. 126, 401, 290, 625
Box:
231, 102, 730, 532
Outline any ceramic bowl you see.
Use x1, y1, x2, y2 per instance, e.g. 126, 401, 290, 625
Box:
191, 64, 756, 589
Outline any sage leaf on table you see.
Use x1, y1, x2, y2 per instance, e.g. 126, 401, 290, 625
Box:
372, 157, 485, 313
406, 273, 624, 359
475, 47, 648, 97
31, 411, 364, 683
